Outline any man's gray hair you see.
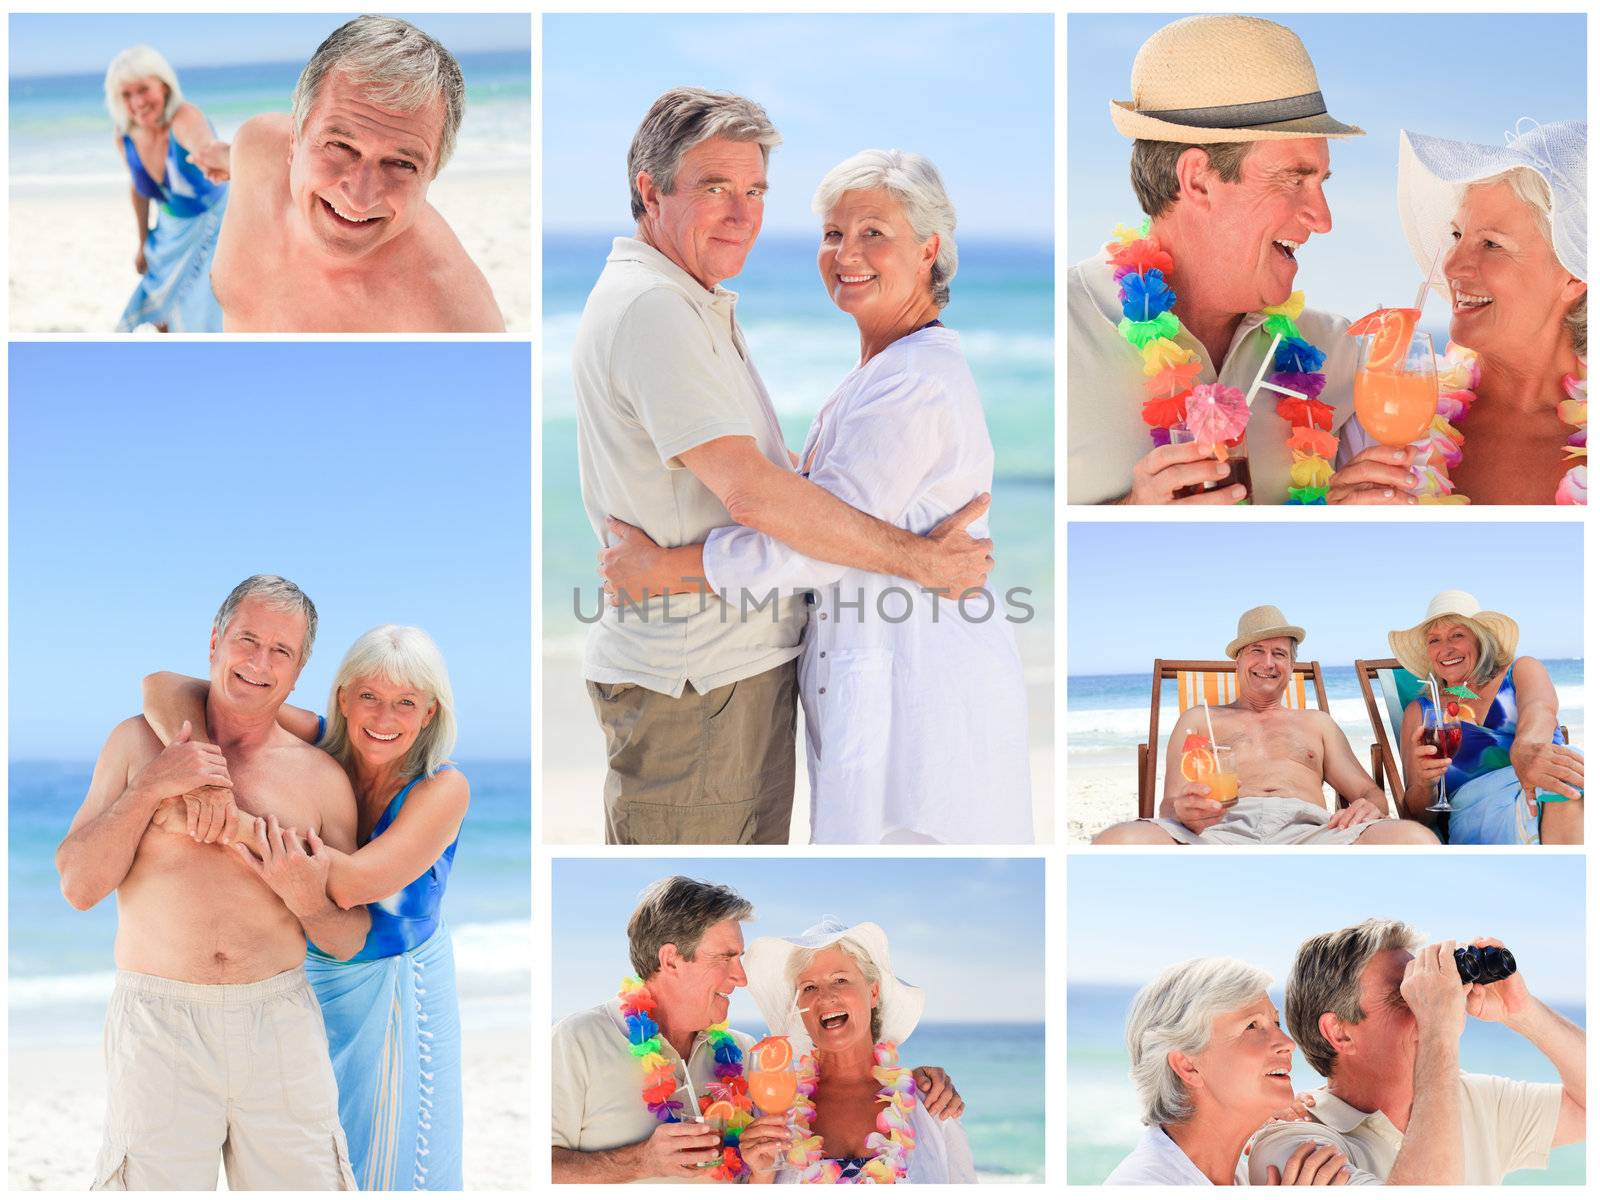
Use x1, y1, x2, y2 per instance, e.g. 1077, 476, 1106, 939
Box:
1125, 957, 1273, 1127
1285, 918, 1424, 1079
291, 15, 465, 176
321, 625, 457, 778
786, 936, 884, 1042
1423, 617, 1501, 691
627, 87, 781, 221
213, 575, 318, 667
627, 877, 753, 980
1465, 168, 1586, 356
813, 149, 959, 310
1131, 139, 1255, 219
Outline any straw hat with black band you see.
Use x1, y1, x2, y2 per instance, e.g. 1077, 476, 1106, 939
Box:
1388, 590, 1520, 682
1111, 15, 1364, 144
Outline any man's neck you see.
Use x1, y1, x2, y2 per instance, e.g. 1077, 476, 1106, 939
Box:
648, 995, 704, 1061
635, 223, 717, 293
1229, 692, 1284, 715
1328, 1067, 1415, 1133
206, 695, 279, 755
1148, 214, 1247, 372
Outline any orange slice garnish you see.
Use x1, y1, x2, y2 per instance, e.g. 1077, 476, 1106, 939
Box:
1179, 732, 1218, 782
1348, 307, 1421, 372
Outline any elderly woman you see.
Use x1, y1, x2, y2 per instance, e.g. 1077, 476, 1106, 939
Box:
598, 149, 1031, 844
740, 919, 975, 1184
1108, 957, 1351, 1186
143, 625, 470, 1189
1331, 121, 1586, 504
1390, 590, 1582, 844
104, 45, 231, 332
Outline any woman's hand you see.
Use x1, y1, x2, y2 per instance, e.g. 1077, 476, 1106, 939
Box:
1509, 739, 1584, 803
737, 1114, 791, 1176
1326, 445, 1418, 505
134, 246, 148, 275
1266, 1091, 1319, 1124
187, 140, 231, 183
1266, 1139, 1352, 1185
1403, 720, 1451, 788
231, 813, 333, 918
598, 517, 706, 607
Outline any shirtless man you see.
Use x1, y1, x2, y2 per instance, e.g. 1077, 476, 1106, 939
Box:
210, 15, 502, 332
56, 575, 369, 1190
1095, 605, 1438, 846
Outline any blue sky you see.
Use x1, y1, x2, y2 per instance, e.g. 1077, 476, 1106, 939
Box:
8, 343, 530, 760
543, 14, 1052, 238
551, 858, 1044, 1025
8, 13, 530, 76
1067, 14, 1587, 321
1067, 521, 1584, 676
1068, 854, 1584, 1005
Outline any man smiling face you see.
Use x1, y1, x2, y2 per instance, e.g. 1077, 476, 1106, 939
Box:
287, 71, 444, 261
1234, 635, 1295, 706
654, 917, 749, 1030
209, 597, 309, 718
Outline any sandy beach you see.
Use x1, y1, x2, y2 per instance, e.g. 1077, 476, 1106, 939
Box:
541, 629, 1056, 844
6, 993, 530, 1190
7, 168, 530, 333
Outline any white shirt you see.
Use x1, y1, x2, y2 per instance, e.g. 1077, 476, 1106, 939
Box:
774, 1100, 977, 1184
550, 1000, 756, 1183
701, 327, 1032, 844
573, 236, 806, 696
1105, 1125, 1249, 1185
1067, 253, 1357, 504
1246, 1074, 1563, 1185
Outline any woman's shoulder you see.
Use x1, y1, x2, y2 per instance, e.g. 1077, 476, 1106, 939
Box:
853, 329, 975, 407
410, 764, 470, 806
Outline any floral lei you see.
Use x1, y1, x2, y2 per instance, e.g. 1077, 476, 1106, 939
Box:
1108, 219, 1335, 503
784, 1041, 916, 1184
1423, 344, 1587, 505
619, 976, 750, 1182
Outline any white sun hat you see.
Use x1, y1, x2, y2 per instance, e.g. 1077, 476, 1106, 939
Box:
744, 919, 925, 1051
1387, 589, 1520, 682
1398, 119, 1587, 303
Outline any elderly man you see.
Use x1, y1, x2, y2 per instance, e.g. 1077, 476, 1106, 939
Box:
56, 575, 369, 1190
550, 876, 963, 1183
575, 88, 991, 845
211, 15, 502, 331
1095, 605, 1437, 845
1068, 15, 1422, 505
1249, 919, 1586, 1184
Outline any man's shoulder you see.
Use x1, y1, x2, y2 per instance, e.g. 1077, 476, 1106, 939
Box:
107, 714, 162, 758
405, 204, 505, 331
269, 734, 349, 787
1246, 1117, 1355, 1182
232, 114, 291, 173
554, 1000, 623, 1046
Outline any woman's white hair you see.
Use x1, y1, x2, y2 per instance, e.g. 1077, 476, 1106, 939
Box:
813, 149, 959, 309
1464, 168, 1586, 355
321, 625, 457, 779
104, 45, 183, 133
786, 936, 883, 1042
1125, 957, 1274, 1128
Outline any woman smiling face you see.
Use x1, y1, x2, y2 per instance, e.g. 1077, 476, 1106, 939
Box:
337, 671, 437, 770
817, 187, 938, 326
1180, 992, 1295, 1123
794, 944, 880, 1052
1424, 620, 1480, 687
120, 75, 169, 131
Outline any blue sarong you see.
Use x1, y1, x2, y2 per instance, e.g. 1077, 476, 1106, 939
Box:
1447, 767, 1541, 845
116, 131, 226, 332
306, 923, 464, 1190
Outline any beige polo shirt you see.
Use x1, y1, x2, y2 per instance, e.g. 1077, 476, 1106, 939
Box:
573, 237, 806, 697
1067, 253, 1357, 504
550, 1000, 756, 1182
1247, 1073, 1563, 1184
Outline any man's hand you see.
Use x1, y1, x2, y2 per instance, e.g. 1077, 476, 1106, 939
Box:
1122, 442, 1245, 505
1401, 941, 1468, 1039
130, 720, 232, 810
1509, 740, 1584, 803
912, 1065, 965, 1119
1264, 1140, 1352, 1185
1326, 796, 1385, 831
1404, 720, 1452, 789
736, 1113, 792, 1174
1326, 445, 1418, 505
1172, 782, 1227, 834
629, 1121, 724, 1180
1463, 937, 1533, 1025
912, 494, 994, 596
231, 813, 332, 918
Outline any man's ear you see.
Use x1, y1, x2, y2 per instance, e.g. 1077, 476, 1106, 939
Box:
1317, 1011, 1353, 1057
209, 625, 220, 659
658, 942, 681, 974
1173, 147, 1220, 212
636, 171, 661, 221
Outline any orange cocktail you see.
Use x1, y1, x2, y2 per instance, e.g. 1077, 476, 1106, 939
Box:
1181, 739, 1239, 808
1353, 369, 1437, 447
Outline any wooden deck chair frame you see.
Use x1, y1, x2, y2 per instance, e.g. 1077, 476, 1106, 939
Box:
1137, 658, 1339, 819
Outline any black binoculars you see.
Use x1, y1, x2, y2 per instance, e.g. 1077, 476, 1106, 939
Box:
1454, 944, 1516, 985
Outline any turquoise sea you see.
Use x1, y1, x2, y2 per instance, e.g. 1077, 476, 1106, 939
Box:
7, 758, 531, 1046
900, 1022, 1044, 1182
541, 231, 1054, 650
1068, 983, 1585, 1185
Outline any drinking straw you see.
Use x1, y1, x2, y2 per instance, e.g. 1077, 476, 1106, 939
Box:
1243, 331, 1309, 406
1414, 243, 1444, 314
1201, 694, 1219, 762
678, 1060, 704, 1121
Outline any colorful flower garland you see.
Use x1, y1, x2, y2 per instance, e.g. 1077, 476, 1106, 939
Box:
784, 1041, 916, 1184
619, 976, 750, 1182
1107, 220, 1335, 503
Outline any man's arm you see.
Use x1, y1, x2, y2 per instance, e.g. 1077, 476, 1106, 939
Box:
1387, 942, 1466, 1185
1316, 712, 1390, 820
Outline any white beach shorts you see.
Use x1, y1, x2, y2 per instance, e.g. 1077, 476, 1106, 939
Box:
1148, 796, 1381, 846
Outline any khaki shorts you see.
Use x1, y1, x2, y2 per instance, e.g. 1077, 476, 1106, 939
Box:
589, 661, 798, 845
1149, 796, 1381, 846
91, 966, 354, 1191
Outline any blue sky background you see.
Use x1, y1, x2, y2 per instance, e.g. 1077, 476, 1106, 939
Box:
543, 13, 1052, 238
1067, 14, 1587, 321
8, 343, 530, 760
551, 858, 1044, 1025
1068, 854, 1584, 1005
1067, 521, 1583, 676
7, 13, 530, 76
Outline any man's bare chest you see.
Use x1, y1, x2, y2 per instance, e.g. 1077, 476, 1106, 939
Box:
1221, 713, 1322, 771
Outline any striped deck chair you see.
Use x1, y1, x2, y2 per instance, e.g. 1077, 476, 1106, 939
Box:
1137, 658, 1337, 819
